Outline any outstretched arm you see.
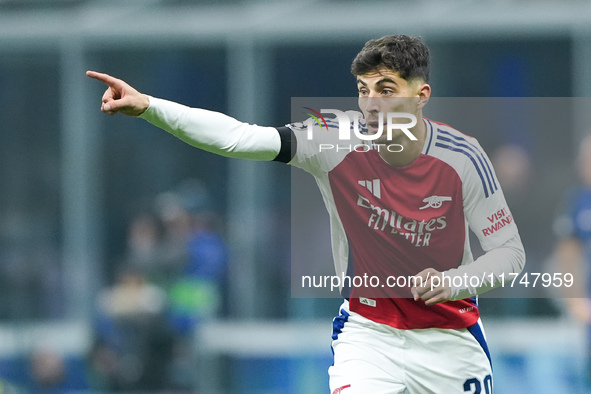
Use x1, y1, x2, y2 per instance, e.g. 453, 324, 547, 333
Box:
86, 71, 291, 161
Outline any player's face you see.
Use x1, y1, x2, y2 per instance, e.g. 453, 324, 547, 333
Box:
356, 68, 429, 143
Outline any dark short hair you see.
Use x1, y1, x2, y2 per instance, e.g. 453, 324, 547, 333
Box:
351, 35, 430, 83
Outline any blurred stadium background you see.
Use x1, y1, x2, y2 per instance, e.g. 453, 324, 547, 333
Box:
1, 0, 591, 392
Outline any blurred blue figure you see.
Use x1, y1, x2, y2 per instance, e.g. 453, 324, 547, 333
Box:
554, 134, 591, 388
153, 180, 229, 391
160, 179, 229, 335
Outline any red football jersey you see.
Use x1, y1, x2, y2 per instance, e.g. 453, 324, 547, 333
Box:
289, 115, 518, 329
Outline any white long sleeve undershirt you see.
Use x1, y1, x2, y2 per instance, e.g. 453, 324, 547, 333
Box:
447, 233, 525, 300
139, 96, 282, 160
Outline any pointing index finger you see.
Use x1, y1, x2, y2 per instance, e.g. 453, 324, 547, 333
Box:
86, 70, 123, 88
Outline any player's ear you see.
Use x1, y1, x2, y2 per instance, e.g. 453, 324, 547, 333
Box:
416, 83, 431, 110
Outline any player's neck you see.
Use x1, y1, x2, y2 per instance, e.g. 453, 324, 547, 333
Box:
378, 117, 427, 167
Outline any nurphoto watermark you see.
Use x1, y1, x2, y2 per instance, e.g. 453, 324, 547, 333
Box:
304, 110, 417, 153
295, 99, 419, 153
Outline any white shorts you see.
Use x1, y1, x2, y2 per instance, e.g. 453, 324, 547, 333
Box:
329, 301, 493, 394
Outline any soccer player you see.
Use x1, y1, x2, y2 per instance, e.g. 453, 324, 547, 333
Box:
87, 35, 525, 393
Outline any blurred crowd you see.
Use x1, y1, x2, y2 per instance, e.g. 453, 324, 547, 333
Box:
87, 179, 229, 392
